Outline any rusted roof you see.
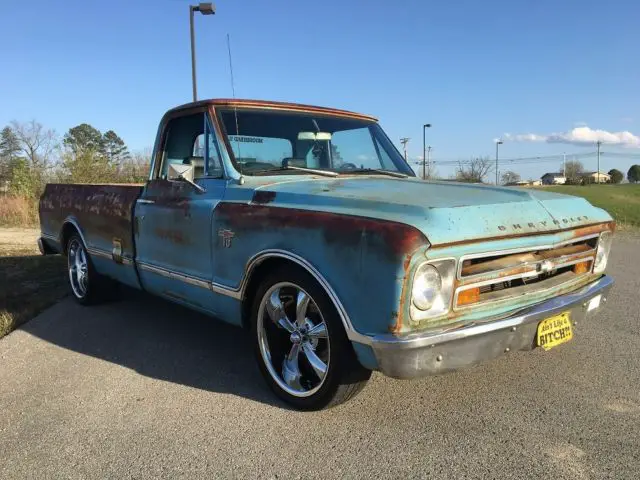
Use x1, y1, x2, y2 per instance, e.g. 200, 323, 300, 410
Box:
166, 98, 378, 122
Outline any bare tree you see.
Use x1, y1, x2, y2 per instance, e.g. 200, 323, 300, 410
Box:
8, 120, 58, 196
10, 120, 58, 171
564, 159, 584, 184
501, 170, 521, 185
455, 156, 493, 183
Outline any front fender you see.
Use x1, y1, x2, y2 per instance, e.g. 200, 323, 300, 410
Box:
212, 202, 429, 337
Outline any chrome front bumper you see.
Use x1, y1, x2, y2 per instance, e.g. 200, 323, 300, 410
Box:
370, 275, 614, 379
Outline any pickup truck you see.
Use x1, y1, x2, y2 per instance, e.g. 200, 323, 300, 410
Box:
38, 99, 615, 410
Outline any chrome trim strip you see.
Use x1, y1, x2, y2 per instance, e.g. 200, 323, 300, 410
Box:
459, 247, 597, 283
87, 247, 111, 260
137, 199, 155, 205
87, 247, 134, 266
456, 233, 601, 280
210, 282, 242, 300
137, 261, 210, 289
456, 254, 595, 294
453, 270, 593, 311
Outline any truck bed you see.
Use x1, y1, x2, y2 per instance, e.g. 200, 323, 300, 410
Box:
39, 184, 143, 260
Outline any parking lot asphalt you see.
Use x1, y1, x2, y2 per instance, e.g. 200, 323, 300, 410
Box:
1, 235, 639, 479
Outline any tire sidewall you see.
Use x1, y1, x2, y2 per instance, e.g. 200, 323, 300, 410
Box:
66, 234, 95, 305
250, 266, 352, 410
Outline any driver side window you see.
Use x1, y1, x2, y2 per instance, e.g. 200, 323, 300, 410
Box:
158, 112, 223, 179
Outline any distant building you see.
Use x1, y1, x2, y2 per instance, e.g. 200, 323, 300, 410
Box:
582, 171, 611, 183
541, 173, 567, 185
505, 179, 543, 187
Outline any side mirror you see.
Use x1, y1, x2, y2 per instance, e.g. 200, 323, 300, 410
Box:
167, 163, 206, 193
168, 163, 194, 182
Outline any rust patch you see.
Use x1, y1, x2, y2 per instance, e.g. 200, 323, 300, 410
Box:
154, 228, 189, 245
39, 183, 142, 256
252, 190, 277, 204
143, 179, 192, 215
216, 203, 428, 258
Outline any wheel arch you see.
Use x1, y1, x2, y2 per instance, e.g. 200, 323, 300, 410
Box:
239, 250, 369, 345
60, 217, 87, 254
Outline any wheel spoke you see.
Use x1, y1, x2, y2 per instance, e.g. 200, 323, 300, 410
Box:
295, 290, 310, 327
282, 343, 302, 390
265, 289, 296, 332
307, 321, 328, 339
79, 248, 87, 266
302, 343, 328, 380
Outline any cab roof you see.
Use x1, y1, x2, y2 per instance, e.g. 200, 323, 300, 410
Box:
166, 98, 378, 122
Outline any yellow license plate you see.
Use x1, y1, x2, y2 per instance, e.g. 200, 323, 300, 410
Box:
537, 312, 573, 351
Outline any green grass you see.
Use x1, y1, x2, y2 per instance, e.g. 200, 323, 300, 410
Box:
0, 246, 67, 339
535, 184, 640, 227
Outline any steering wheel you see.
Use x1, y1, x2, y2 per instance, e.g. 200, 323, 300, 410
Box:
339, 162, 358, 171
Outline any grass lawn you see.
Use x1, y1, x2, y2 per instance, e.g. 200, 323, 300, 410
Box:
535, 183, 640, 227
0, 230, 67, 339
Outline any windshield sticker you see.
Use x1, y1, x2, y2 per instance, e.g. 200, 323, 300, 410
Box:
230, 136, 263, 144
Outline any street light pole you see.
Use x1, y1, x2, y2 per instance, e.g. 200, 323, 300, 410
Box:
596, 140, 602, 184
495, 140, 503, 185
189, 3, 216, 102
422, 123, 431, 179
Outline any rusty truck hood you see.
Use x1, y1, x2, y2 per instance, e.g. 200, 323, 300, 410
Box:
248, 176, 613, 246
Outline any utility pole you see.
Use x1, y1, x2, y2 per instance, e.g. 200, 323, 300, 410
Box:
422, 123, 431, 179
563, 152, 566, 177
596, 141, 601, 184
400, 137, 410, 162
189, 3, 216, 102
495, 140, 503, 185
426, 146, 432, 178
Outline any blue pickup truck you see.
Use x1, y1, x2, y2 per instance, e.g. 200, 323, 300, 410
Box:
38, 99, 615, 409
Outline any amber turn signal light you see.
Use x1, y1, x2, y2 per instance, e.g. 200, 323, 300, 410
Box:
573, 261, 591, 275
457, 287, 480, 306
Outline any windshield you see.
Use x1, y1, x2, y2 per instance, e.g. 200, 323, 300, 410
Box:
216, 108, 414, 176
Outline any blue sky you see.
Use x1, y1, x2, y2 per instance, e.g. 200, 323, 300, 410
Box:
1, 0, 639, 180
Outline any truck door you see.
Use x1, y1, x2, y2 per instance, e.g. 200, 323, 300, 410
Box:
134, 108, 227, 314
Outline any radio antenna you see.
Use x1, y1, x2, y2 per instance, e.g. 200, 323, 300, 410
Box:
226, 33, 242, 168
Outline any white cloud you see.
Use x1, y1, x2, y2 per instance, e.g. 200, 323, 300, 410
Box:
503, 125, 640, 148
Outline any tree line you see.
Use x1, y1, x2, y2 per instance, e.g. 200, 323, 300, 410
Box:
0, 120, 150, 198
499, 160, 640, 186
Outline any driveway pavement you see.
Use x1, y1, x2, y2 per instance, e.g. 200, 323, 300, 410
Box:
1, 236, 639, 479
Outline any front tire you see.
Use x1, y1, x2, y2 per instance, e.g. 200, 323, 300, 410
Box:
251, 266, 371, 410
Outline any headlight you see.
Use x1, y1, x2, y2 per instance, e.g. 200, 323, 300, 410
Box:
410, 259, 456, 321
412, 264, 442, 310
593, 231, 613, 274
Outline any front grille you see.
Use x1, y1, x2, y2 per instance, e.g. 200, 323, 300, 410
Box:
454, 234, 599, 309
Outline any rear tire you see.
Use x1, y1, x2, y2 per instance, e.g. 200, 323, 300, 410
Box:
66, 234, 115, 305
250, 265, 371, 410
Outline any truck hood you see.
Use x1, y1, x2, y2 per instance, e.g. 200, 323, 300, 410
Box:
249, 176, 613, 245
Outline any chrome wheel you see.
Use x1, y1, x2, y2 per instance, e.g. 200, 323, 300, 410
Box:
68, 238, 89, 299
257, 282, 330, 397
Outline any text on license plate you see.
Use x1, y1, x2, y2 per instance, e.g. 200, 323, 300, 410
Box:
537, 312, 573, 351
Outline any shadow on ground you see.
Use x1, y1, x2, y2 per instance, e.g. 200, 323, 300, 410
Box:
0, 254, 67, 337
20, 288, 288, 408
